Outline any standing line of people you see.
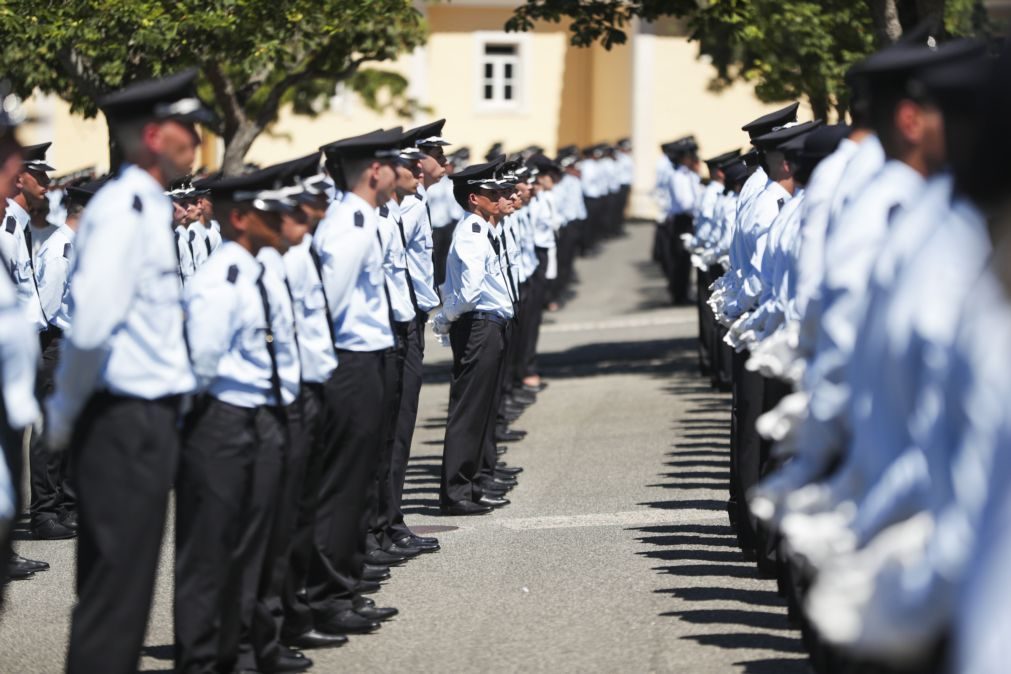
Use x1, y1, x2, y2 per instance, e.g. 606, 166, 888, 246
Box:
0, 67, 634, 673
673, 32, 1011, 674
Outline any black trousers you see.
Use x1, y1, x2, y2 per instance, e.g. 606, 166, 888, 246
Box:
66, 393, 180, 674
0, 414, 24, 608
729, 350, 764, 554
618, 184, 631, 234
388, 318, 425, 541
480, 321, 513, 484
696, 268, 714, 377
671, 213, 694, 304
582, 196, 605, 253
307, 350, 386, 615
251, 401, 307, 670
29, 335, 74, 525
520, 248, 550, 380
655, 218, 675, 292
441, 315, 506, 505
282, 382, 330, 640
174, 399, 285, 674
367, 334, 405, 553
511, 282, 532, 390
432, 225, 454, 293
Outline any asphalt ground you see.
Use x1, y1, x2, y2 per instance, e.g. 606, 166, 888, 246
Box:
0, 222, 810, 673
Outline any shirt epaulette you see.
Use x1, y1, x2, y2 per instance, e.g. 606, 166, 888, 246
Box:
379, 205, 389, 218
132, 195, 143, 213
62, 243, 71, 259
226, 264, 239, 284
471, 223, 481, 233
777, 198, 785, 211
188, 229, 196, 242
354, 211, 365, 228
4, 216, 14, 234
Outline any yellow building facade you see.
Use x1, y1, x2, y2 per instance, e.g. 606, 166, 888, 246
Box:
16, 1, 808, 219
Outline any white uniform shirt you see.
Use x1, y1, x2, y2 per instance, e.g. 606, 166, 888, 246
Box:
616, 151, 634, 186
186, 242, 299, 408
668, 165, 699, 217
49, 165, 196, 434
313, 192, 395, 352
2, 201, 45, 331
441, 213, 515, 322
0, 270, 40, 429
283, 236, 338, 383
377, 200, 417, 324
34, 224, 73, 329
396, 187, 440, 313
174, 224, 196, 283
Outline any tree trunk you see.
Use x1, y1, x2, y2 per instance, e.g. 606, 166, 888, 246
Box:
106, 114, 124, 173
868, 0, 904, 46
915, 0, 946, 36
808, 93, 830, 124
220, 120, 263, 175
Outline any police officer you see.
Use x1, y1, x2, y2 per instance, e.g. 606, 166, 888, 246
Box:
433, 158, 515, 515
306, 128, 403, 635
44, 69, 211, 674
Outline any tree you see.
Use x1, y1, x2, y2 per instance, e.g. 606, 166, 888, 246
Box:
506, 0, 990, 122
0, 1, 426, 174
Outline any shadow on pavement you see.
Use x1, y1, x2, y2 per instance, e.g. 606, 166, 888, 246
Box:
630, 357, 811, 673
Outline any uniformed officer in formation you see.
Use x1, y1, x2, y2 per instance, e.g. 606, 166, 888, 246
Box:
670, 33, 1011, 673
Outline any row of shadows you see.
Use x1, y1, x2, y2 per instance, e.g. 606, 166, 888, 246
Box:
634, 378, 810, 674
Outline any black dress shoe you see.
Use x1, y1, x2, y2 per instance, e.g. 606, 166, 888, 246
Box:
59, 510, 78, 532
365, 548, 408, 566
315, 608, 381, 634
511, 389, 537, 405
489, 474, 517, 487
354, 603, 398, 622
387, 541, 423, 558
11, 553, 49, 572
477, 495, 510, 508
440, 501, 493, 516
7, 563, 34, 580
496, 446, 507, 456
263, 648, 312, 673
496, 464, 523, 476
32, 518, 75, 540
356, 579, 381, 594
362, 563, 390, 581
394, 534, 440, 552
495, 428, 526, 442
284, 629, 348, 650
523, 382, 547, 393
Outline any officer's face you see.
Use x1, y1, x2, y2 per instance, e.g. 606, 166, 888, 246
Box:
184, 199, 201, 222
394, 163, 419, 196
918, 103, 946, 175
373, 160, 397, 204
152, 120, 198, 184
299, 196, 328, 231
497, 192, 515, 215
470, 189, 500, 218
514, 182, 531, 203
197, 196, 214, 220
17, 169, 48, 207
419, 150, 446, 183
281, 209, 310, 246
172, 201, 187, 225
0, 152, 20, 201
246, 208, 289, 254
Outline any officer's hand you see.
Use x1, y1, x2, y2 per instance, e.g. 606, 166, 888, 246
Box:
431, 312, 451, 337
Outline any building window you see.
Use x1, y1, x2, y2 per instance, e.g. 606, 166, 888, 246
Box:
478, 40, 522, 110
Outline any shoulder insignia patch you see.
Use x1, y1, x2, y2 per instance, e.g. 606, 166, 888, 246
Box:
188, 229, 196, 242
4, 216, 14, 234
471, 222, 481, 233
354, 211, 365, 228
132, 195, 143, 213
226, 264, 239, 284
777, 198, 785, 212
62, 243, 72, 259
379, 205, 389, 218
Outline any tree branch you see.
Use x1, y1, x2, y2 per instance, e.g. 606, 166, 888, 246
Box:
204, 61, 247, 140
252, 51, 366, 131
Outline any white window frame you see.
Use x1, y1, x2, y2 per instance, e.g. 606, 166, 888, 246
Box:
474, 32, 529, 114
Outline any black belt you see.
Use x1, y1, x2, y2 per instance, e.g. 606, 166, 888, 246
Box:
467, 311, 509, 326
39, 325, 63, 350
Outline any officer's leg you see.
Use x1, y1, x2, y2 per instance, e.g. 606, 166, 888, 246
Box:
696, 267, 713, 377
282, 384, 327, 639
28, 338, 67, 535
306, 351, 384, 616
174, 399, 256, 674
251, 402, 308, 669
67, 395, 177, 674
479, 322, 510, 487
731, 350, 765, 555
230, 407, 285, 671
522, 250, 549, 381
368, 339, 403, 553
0, 420, 24, 605
441, 316, 505, 505
388, 319, 425, 542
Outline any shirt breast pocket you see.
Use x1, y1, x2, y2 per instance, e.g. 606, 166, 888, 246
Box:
484, 256, 500, 277
303, 283, 327, 314
367, 259, 384, 287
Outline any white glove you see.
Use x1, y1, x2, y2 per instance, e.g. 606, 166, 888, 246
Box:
431, 312, 452, 347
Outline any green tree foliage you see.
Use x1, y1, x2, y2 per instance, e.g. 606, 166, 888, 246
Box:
0, 1, 426, 173
507, 0, 991, 122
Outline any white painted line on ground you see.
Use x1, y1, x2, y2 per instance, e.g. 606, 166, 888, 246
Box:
460, 508, 726, 531
542, 314, 694, 334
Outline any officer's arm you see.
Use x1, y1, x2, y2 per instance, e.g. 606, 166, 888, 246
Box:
36, 239, 71, 323
315, 215, 372, 319
443, 228, 483, 322
185, 273, 237, 389
0, 287, 41, 429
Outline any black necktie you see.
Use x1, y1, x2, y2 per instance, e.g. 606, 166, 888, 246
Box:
376, 231, 398, 346
394, 217, 421, 318
255, 264, 285, 407
23, 225, 48, 324
307, 244, 340, 357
